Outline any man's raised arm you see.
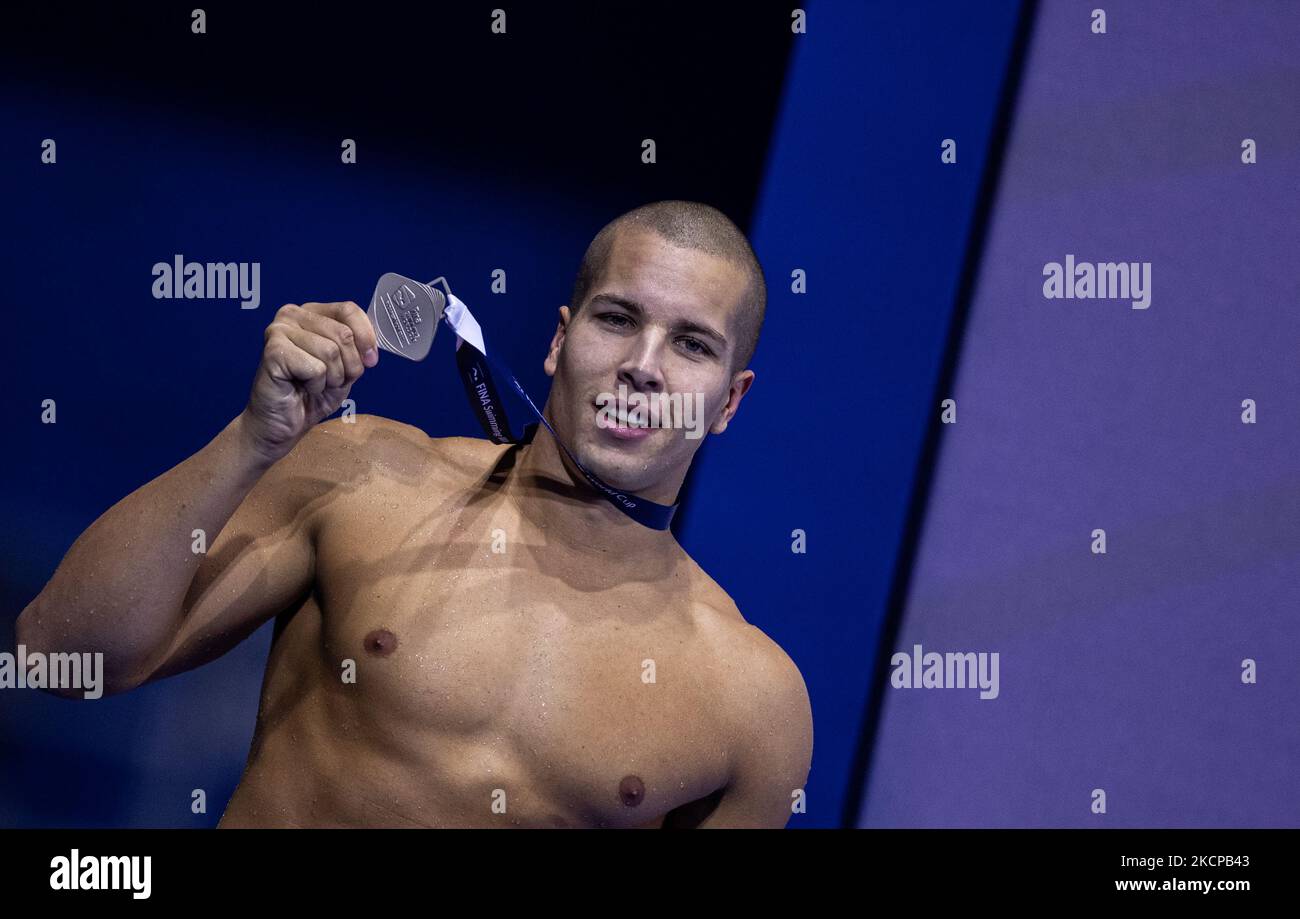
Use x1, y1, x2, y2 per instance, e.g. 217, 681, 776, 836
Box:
15, 301, 379, 697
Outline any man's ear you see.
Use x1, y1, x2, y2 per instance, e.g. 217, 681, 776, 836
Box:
544, 305, 571, 377
711, 369, 755, 435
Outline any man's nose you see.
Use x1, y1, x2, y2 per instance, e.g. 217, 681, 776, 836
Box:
616, 331, 666, 392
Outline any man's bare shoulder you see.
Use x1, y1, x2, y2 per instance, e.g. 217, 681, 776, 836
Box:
680, 560, 813, 797
681, 558, 807, 698
281, 413, 505, 491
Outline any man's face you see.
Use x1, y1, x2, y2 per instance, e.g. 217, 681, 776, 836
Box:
543, 228, 756, 497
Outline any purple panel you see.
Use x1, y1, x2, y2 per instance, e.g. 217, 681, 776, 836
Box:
860, 0, 1300, 827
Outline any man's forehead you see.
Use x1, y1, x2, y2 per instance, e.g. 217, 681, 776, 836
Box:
598, 227, 748, 313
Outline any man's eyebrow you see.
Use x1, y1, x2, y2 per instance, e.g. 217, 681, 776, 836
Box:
677, 319, 729, 348
587, 293, 729, 348
588, 293, 653, 318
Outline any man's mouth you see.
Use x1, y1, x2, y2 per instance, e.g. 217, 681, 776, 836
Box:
593, 401, 655, 439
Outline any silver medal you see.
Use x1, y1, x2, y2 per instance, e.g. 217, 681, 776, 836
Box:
367, 272, 446, 361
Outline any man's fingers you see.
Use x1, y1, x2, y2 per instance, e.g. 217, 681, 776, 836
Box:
279, 325, 348, 389
293, 309, 365, 382
264, 327, 329, 396
303, 301, 379, 367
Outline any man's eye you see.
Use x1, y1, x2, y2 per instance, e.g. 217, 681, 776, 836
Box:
599, 313, 633, 328
678, 337, 712, 356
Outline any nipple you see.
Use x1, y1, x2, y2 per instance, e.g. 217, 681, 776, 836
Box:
363, 628, 398, 657
618, 775, 646, 807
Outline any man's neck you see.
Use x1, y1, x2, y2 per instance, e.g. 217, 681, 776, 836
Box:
503, 421, 679, 557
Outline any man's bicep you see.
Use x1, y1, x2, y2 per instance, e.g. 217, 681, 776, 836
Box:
694, 641, 814, 829
692, 751, 809, 829
138, 427, 344, 684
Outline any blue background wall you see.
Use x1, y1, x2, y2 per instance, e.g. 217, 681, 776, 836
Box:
1, 1, 1024, 827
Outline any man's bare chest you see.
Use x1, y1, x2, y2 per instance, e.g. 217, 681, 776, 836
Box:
301, 503, 734, 824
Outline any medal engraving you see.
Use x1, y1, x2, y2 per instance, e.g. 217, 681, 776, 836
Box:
367, 272, 445, 361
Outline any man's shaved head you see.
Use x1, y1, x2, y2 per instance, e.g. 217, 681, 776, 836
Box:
568, 200, 767, 371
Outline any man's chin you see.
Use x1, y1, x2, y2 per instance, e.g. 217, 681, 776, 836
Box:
574, 441, 660, 495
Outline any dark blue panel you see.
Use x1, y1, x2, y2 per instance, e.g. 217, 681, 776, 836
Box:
676, 0, 1026, 826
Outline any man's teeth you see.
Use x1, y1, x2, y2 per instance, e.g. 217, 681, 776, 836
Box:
595, 402, 653, 428
604, 408, 649, 427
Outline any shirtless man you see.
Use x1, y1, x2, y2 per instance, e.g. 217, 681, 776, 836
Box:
16, 200, 814, 828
